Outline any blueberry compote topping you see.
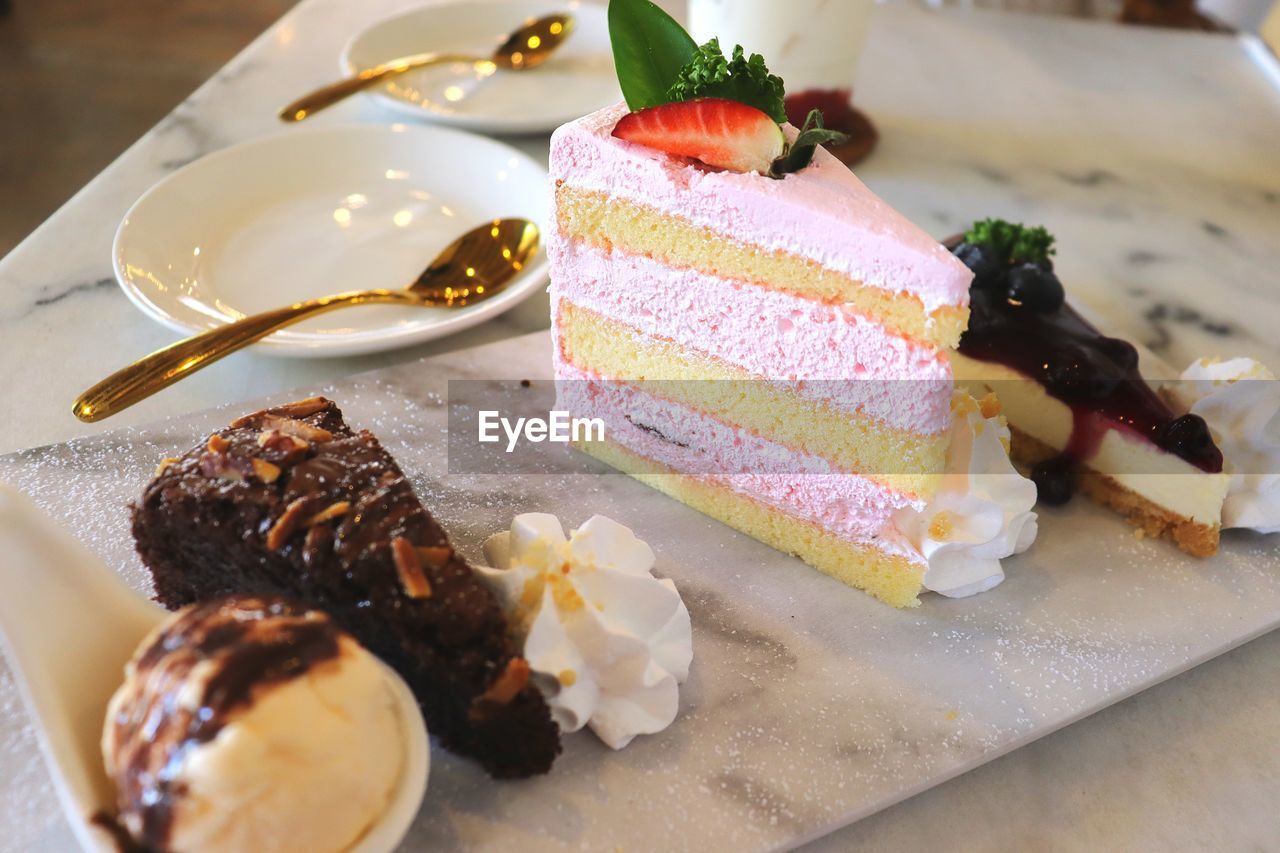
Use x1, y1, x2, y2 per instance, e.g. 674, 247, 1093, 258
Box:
949, 232, 1222, 502
1030, 456, 1075, 506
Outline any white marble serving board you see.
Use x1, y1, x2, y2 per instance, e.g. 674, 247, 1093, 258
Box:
2, 330, 1278, 852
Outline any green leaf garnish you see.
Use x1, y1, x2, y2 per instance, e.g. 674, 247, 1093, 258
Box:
608, 0, 697, 112
769, 110, 849, 177
964, 218, 1057, 266
667, 39, 786, 124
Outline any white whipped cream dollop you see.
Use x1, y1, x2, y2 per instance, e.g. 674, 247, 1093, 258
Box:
1179, 357, 1280, 534
895, 394, 1039, 598
476, 513, 692, 749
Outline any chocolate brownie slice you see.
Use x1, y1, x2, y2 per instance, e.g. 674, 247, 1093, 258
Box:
131, 397, 560, 777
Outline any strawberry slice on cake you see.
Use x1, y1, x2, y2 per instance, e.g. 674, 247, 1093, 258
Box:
612, 98, 785, 174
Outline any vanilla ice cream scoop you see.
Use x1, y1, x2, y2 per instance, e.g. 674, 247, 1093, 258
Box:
102, 595, 407, 853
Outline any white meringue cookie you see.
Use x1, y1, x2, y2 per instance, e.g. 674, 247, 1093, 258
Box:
1179, 358, 1280, 534
896, 395, 1039, 598
476, 513, 692, 749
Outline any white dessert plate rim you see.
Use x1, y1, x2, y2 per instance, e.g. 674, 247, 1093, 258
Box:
353, 662, 431, 853
113, 122, 550, 359
340, 0, 619, 133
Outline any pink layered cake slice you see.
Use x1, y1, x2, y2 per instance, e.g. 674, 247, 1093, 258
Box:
547, 107, 976, 607
545, 2, 1034, 607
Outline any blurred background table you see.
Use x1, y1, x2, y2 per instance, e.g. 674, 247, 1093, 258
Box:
1, 0, 1278, 849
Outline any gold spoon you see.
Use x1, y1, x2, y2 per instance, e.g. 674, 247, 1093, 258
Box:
279, 13, 575, 122
72, 218, 539, 423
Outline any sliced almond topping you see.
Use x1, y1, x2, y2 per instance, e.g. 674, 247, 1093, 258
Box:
206, 433, 230, 453
268, 396, 331, 418
255, 429, 310, 466
415, 545, 452, 569
303, 523, 330, 552
266, 497, 310, 551
478, 658, 530, 706
199, 453, 245, 482
230, 397, 330, 428
256, 415, 334, 443
154, 457, 179, 477
392, 537, 432, 599
305, 501, 351, 527
251, 458, 282, 483
257, 428, 310, 452
301, 524, 335, 569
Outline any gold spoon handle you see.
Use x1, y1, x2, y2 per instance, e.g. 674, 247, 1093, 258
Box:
280, 53, 478, 121
72, 290, 423, 422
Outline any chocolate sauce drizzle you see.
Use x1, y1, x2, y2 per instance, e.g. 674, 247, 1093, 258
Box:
106, 596, 341, 850
949, 237, 1222, 497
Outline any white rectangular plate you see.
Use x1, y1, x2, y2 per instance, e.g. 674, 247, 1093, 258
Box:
2, 331, 1278, 851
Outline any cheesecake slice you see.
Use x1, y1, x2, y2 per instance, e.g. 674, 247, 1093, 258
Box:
947, 221, 1229, 556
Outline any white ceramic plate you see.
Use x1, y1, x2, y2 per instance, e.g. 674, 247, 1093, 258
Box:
342, 0, 620, 133
114, 123, 550, 358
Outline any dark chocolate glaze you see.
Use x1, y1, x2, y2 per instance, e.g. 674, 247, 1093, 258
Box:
948, 237, 1223, 476
105, 596, 341, 851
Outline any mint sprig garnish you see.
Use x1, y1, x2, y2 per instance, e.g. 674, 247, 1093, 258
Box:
964, 218, 1057, 266
608, 0, 697, 111
667, 39, 786, 124
770, 109, 849, 177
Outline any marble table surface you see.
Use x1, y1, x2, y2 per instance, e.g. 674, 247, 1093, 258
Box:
1, 0, 1278, 848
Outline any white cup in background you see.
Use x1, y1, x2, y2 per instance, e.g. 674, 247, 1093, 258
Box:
687, 0, 876, 97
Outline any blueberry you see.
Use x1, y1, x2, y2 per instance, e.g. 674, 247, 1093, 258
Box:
1006, 263, 1064, 312
1031, 455, 1075, 506
1096, 336, 1139, 371
952, 242, 1006, 289
1158, 414, 1214, 458
964, 290, 1013, 338
1045, 344, 1118, 402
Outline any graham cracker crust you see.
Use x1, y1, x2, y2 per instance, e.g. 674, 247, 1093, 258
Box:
1008, 428, 1220, 558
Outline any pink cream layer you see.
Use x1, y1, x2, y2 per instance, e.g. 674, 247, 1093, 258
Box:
556, 359, 924, 549
550, 235, 953, 435
549, 103, 972, 314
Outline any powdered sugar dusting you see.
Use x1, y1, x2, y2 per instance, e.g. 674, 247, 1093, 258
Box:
0, 332, 1278, 851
